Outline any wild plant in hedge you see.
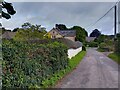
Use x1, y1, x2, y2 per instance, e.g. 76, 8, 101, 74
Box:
2, 40, 68, 88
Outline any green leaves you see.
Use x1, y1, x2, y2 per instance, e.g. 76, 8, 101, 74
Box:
2, 40, 68, 88
69, 26, 88, 42
13, 23, 47, 41
41, 51, 86, 88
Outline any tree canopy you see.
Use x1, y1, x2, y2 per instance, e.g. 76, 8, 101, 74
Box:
69, 26, 88, 42
13, 23, 47, 41
94, 34, 108, 44
90, 29, 101, 38
55, 24, 68, 30
1, 27, 11, 34
55, 24, 88, 43
12, 28, 19, 32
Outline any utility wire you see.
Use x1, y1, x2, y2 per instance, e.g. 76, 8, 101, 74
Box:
86, 0, 120, 30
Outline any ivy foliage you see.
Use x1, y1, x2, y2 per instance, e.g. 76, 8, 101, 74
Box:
2, 40, 68, 88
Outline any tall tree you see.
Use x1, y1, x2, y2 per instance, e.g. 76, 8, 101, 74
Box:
13, 28, 19, 32
14, 23, 47, 41
55, 24, 88, 42
55, 24, 68, 30
22, 22, 32, 29
69, 26, 88, 42
90, 29, 101, 38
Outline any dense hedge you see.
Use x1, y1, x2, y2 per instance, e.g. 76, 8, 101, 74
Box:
41, 51, 86, 88
115, 34, 120, 55
86, 42, 98, 47
2, 40, 68, 88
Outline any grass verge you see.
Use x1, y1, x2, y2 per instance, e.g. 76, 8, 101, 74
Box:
41, 51, 86, 88
108, 53, 120, 64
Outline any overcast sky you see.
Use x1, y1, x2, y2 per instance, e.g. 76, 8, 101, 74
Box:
1, 2, 118, 35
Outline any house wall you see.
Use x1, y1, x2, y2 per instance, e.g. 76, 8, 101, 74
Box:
64, 36, 76, 42
68, 47, 82, 59
49, 30, 62, 39
56, 34, 63, 38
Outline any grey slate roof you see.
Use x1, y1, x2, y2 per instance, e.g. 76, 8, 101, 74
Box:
74, 41, 83, 48
2, 31, 16, 39
56, 38, 82, 49
59, 30, 76, 37
86, 37, 96, 42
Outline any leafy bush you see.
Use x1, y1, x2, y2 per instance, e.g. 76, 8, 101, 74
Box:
98, 41, 114, 52
2, 40, 68, 88
82, 46, 86, 51
13, 28, 46, 41
87, 42, 98, 47
41, 51, 86, 88
69, 26, 88, 43
115, 33, 120, 55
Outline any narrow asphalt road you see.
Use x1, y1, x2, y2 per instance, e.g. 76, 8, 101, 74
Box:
56, 48, 119, 88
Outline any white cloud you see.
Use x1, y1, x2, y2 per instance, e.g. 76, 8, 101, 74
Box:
1, 2, 117, 35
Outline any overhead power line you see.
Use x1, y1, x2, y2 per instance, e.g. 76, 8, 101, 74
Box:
86, 0, 120, 30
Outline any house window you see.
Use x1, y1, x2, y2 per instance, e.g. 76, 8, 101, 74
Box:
52, 36, 56, 39
54, 36, 56, 38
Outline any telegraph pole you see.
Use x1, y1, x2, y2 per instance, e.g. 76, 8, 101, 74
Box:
114, 5, 117, 40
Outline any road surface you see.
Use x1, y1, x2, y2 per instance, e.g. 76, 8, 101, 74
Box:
56, 48, 119, 88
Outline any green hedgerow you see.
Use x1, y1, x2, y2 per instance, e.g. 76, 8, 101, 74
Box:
2, 40, 68, 88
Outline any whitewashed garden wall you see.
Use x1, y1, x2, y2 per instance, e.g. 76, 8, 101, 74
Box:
68, 47, 82, 59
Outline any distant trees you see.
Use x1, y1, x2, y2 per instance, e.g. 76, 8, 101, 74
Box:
22, 22, 32, 29
94, 34, 108, 44
1, 1, 16, 19
1, 27, 6, 34
1, 27, 11, 33
13, 22, 47, 41
21, 22, 46, 32
2, 22, 88, 43
13, 28, 19, 32
94, 34, 115, 52
69, 26, 88, 43
55, 24, 68, 30
55, 24, 88, 43
90, 29, 101, 38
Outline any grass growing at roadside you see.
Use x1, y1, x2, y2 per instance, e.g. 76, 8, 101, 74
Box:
41, 51, 86, 88
108, 53, 120, 64
69, 51, 86, 70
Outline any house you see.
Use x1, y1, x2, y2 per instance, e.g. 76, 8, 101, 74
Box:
46, 28, 76, 42
59, 30, 76, 42
2, 31, 16, 39
86, 37, 96, 42
48, 28, 63, 39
